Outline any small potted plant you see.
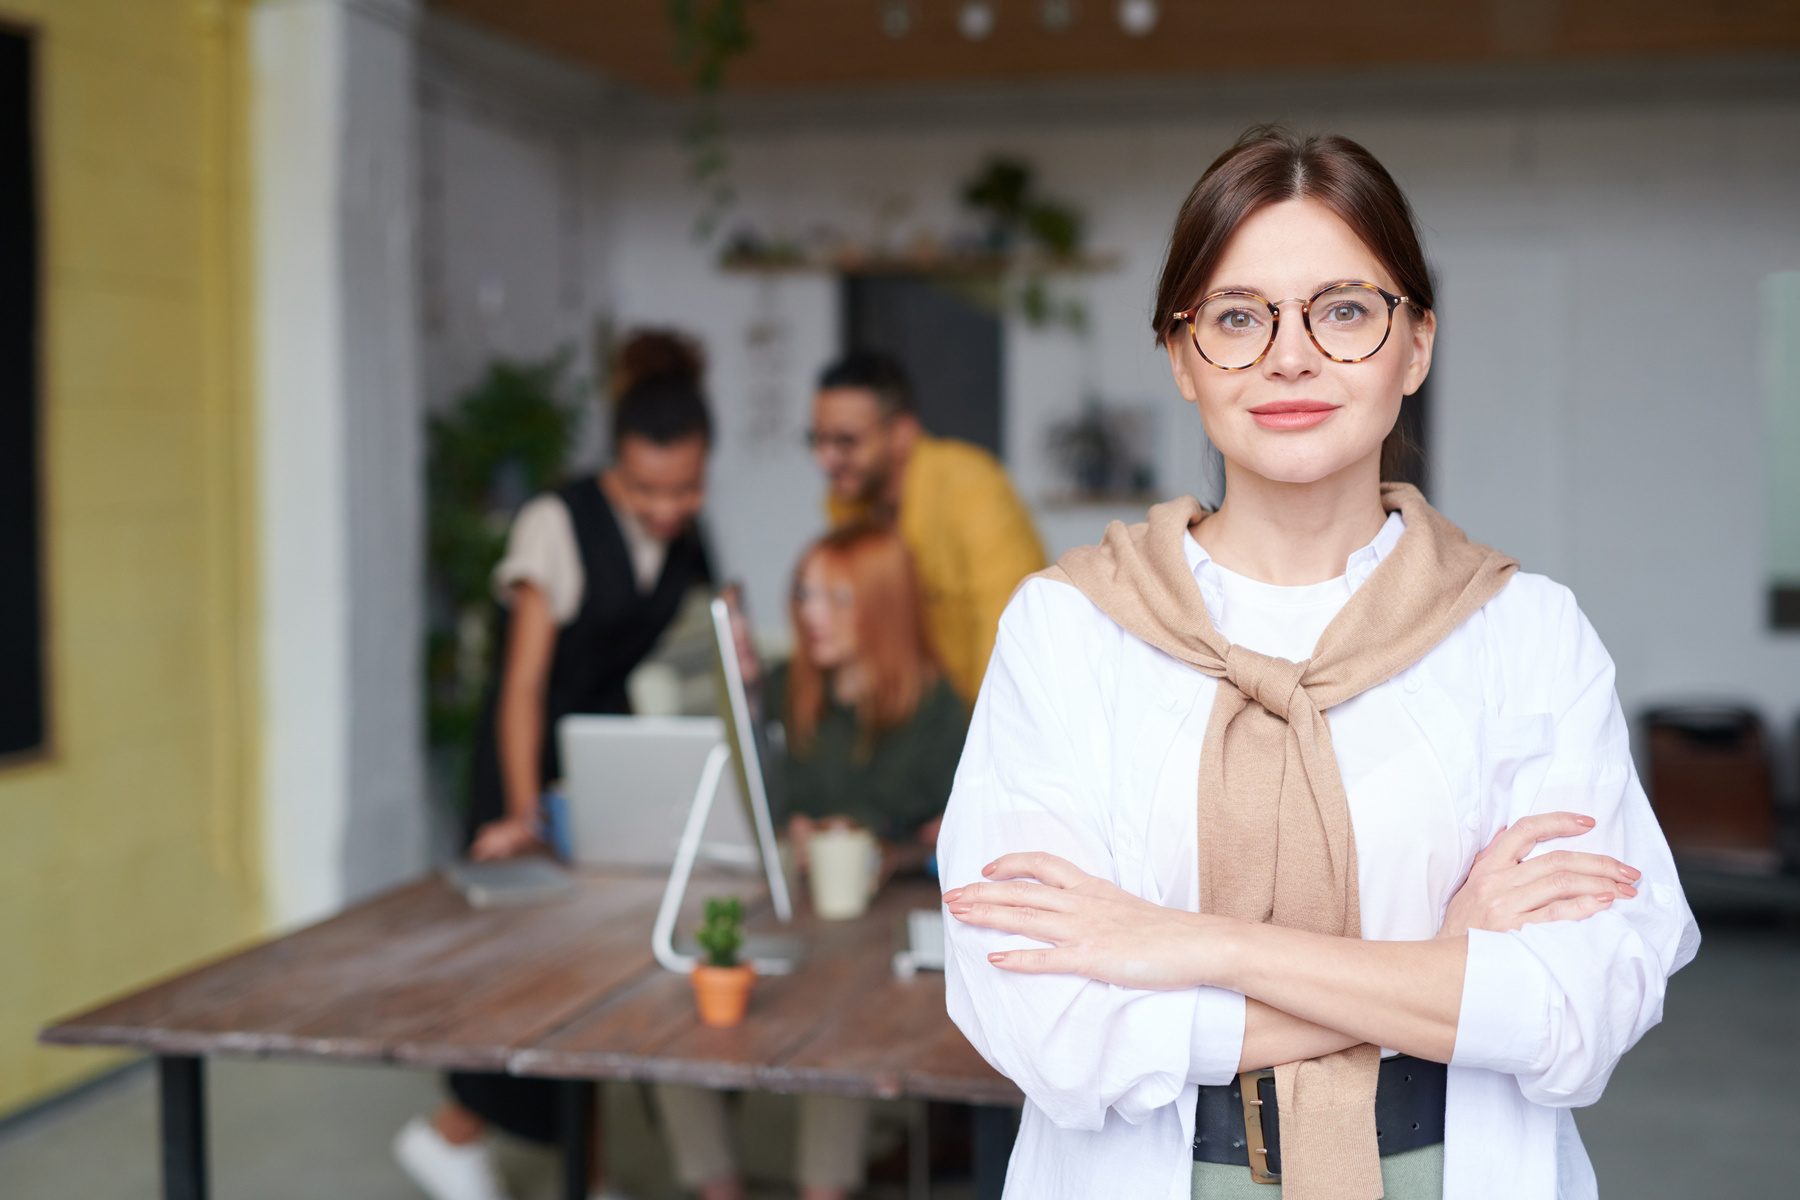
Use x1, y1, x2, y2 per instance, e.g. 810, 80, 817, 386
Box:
690, 896, 755, 1028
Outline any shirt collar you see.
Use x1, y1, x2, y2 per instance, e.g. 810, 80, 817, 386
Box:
1181, 509, 1407, 618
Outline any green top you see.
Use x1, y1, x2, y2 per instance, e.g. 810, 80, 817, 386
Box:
766, 664, 969, 841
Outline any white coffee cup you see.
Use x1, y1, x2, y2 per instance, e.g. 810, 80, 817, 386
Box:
808, 826, 879, 920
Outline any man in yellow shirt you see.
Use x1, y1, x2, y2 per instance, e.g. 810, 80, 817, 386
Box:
808, 352, 1046, 702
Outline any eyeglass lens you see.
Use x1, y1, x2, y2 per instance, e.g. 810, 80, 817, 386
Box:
805, 429, 863, 454
793, 583, 855, 609
1192, 284, 1393, 369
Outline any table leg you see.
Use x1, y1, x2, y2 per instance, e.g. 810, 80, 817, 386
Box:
158, 1056, 207, 1200
908, 1099, 930, 1200
971, 1104, 1019, 1200
559, 1080, 593, 1200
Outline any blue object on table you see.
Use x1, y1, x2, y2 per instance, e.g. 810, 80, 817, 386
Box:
540, 790, 574, 862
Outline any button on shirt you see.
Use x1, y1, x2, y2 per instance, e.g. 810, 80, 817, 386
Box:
940, 513, 1699, 1200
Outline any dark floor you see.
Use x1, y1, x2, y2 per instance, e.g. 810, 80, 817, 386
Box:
2, 912, 1794, 1198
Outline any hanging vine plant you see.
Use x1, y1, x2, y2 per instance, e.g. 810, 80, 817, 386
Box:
960, 156, 1091, 331
667, 0, 764, 242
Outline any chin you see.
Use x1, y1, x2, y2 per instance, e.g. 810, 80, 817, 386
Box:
1245, 452, 1368, 486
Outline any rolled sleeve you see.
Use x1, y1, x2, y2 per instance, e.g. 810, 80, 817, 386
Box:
1451, 929, 1554, 1076
1188, 986, 1247, 1086
491, 494, 584, 623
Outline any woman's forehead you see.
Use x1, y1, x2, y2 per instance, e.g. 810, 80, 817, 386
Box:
1204, 198, 1395, 297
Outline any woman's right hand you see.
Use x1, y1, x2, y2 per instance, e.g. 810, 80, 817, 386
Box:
470, 815, 542, 861
1439, 812, 1640, 938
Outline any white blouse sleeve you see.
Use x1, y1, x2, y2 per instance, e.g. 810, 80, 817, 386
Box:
941, 580, 1246, 1134
490, 494, 585, 624
1451, 581, 1701, 1106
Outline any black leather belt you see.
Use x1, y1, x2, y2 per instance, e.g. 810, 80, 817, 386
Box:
1193, 1054, 1446, 1183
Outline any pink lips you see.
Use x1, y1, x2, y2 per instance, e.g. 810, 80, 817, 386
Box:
1247, 399, 1340, 430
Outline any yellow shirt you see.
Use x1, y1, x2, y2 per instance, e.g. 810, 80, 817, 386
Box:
828, 435, 1046, 702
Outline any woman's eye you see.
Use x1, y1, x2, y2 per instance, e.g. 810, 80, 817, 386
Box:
1216, 309, 1260, 332
1320, 302, 1369, 324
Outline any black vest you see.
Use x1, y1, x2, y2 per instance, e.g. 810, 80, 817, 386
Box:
467, 478, 711, 840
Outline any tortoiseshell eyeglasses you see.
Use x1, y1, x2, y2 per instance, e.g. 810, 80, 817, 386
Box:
1170, 282, 1412, 371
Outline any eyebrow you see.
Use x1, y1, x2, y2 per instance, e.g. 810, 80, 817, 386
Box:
1201, 277, 1373, 299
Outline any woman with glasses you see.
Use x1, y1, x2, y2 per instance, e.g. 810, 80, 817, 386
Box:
939, 128, 1696, 1200
655, 524, 968, 1200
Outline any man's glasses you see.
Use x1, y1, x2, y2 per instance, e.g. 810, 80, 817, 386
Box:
804, 428, 866, 455
1170, 282, 1412, 371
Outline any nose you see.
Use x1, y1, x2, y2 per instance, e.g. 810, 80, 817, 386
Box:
1263, 298, 1320, 379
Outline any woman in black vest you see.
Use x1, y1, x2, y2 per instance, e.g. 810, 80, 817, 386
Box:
395, 332, 714, 1200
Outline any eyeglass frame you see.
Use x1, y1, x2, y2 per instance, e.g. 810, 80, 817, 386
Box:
1170, 281, 1413, 372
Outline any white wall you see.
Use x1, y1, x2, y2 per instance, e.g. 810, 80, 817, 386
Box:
254, 0, 426, 926
417, 21, 1800, 733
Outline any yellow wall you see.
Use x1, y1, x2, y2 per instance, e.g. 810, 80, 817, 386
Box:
0, 0, 262, 1115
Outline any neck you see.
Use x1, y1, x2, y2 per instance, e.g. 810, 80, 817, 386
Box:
598, 467, 625, 510
1194, 452, 1388, 586
830, 661, 869, 707
878, 421, 921, 513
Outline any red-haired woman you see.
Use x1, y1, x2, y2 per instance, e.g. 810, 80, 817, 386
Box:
939, 129, 1696, 1200
780, 523, 969, 859
655, 524, 968, 1200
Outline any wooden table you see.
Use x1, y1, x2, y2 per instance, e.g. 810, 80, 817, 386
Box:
40, 869, 1021, 1200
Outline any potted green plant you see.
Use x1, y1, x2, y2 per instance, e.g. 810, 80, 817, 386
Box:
690, 896, 755, 1027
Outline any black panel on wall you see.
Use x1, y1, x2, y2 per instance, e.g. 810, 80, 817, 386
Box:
841, 273, 1004, 459
0, 28, 43, 758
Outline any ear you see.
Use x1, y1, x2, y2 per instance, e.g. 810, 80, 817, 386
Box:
889, 411, 922, 458
1401, 308, 1436, 397
1166, 339, 1202, 405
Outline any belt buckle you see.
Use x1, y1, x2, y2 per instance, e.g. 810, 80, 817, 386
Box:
1238, 1068, 1279, 1184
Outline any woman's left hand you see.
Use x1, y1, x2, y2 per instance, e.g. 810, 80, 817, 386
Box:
943, 852, 1218, 990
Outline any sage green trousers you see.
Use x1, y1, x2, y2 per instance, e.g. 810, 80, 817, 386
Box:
1192, 1143, 1444, 1199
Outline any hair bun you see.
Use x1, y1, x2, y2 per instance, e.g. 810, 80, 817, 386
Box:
613, 329, 705, 399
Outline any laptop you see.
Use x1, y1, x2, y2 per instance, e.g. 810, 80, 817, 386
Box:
556, 715, 760, 869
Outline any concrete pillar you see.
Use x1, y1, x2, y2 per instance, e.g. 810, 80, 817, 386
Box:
251, 0, 424, 927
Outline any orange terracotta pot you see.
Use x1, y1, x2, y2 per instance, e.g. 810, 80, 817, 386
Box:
690, 963, 756, 1028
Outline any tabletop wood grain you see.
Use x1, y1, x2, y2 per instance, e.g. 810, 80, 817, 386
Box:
40, 868, 1021, 1106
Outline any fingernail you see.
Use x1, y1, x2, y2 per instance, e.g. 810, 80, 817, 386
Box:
1624, 867, 1641, 880
942, 889, 963, 903
1578, 816, 1595, 826
988, 952, 1006, 964
982, 862, 998, 876
1597, 894, 1613, 904
1620, 885, 1637, 898
948, 902, 972, 914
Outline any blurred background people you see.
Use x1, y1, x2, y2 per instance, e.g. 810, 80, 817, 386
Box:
809, 351, 1045, 703
778, 523, 968, 874
654, 524, 969, 1200
395, 330, 713, 1200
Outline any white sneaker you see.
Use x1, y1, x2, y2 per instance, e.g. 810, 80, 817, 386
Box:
393, 1116, 512, 1200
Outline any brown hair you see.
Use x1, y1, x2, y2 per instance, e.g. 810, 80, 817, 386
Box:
786, 524, 937, 755
1152, 126, 1434, 481
611, 328, 704, 400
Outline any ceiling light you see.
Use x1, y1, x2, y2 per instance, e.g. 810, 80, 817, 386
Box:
1115, 0, 1158, 36
880, 0, 916, 38
958, 1, 997, 40
1039, 0, 1077, 32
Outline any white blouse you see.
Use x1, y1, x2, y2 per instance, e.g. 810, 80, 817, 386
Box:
490, 490, 670, 623
939, 513, 1700, 1200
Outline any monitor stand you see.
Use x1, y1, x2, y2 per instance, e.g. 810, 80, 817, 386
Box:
652, 741, 800, 975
